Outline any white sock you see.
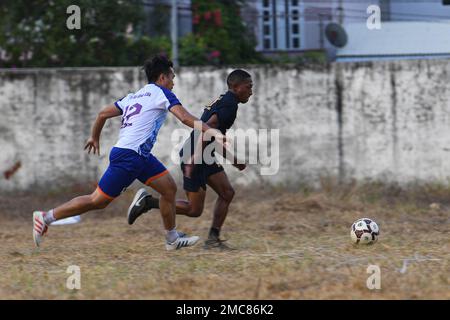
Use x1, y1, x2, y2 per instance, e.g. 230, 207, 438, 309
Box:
166, 228, 179, 243
43, 209, 56, 225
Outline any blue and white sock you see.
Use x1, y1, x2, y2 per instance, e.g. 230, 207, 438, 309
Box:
166, 228, 179, 243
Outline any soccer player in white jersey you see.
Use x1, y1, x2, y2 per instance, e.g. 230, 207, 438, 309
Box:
32, 55, 225, 251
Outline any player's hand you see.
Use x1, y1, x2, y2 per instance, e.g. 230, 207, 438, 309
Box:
84, 137, 100, 155
233, 163, 246, 171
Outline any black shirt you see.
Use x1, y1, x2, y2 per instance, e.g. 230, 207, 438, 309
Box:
200, 90, 239, 134
180, 91, 239, 162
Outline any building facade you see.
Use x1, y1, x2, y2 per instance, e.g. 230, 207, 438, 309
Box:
242, 0, 450, 54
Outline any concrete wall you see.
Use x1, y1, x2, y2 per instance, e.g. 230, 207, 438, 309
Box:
1, 60, 450, 192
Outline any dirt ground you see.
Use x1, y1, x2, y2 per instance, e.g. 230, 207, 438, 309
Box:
0, 183, 448, 299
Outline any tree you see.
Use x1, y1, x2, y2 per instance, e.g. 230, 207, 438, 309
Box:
0, 0, 170, 67
0, 0, 262, 67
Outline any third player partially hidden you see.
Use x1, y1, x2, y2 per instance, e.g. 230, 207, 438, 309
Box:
128, 70, 253, 250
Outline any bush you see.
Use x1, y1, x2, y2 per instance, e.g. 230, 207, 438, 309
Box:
126, 36, 171, 66
0, 0, 147, 67
179, 34, 208, 66
184, 0, 262, 66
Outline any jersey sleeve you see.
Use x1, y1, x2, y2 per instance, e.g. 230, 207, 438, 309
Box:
159, 87, 182, 110
114, 95, 130, 114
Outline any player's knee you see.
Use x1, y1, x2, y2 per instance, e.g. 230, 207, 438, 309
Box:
91, 196, 110, 210
98, 201, 110, 209
94, 200, 109, 210
160, 181, 177, 201
221, 187, 235, 203
189, 207, 204, 217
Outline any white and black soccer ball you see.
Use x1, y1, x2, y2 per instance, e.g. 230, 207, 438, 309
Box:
350, 218, 379, 245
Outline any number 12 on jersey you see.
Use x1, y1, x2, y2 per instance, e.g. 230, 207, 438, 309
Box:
121, 103, 142, 128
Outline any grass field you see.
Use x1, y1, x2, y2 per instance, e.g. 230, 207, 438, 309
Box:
0, 182, 448, 299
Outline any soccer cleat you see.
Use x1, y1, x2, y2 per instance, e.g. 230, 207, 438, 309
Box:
33, 211, 49, 247
203, 238, 236, 251
127, 188, 154, 225
166, 234, 200, 251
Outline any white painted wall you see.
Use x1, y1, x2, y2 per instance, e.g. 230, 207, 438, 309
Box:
390, 0, 450, 21
1, 60, 450, 192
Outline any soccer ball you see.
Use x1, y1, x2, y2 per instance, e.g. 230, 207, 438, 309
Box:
350, 218, 379, 244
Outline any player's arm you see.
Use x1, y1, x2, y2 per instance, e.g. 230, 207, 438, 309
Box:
169, 104, 225, 141
205, 114, 246, 171
84, 104, 122, 155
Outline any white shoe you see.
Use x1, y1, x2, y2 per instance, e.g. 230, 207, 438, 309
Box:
33, 211, 49, 247
166, 234, 200, 251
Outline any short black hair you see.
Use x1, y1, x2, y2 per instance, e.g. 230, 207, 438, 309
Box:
143, 55, 174, 83
227, 69, 252, 88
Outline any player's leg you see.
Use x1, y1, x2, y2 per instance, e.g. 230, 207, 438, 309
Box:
53, 187, 113, 220
204, 168, 235, 250
127, 188, 206, 223
207, 167, 234, 232
176, 163, 207, 217
145, 171, 176, 231
33, 147, 137, 247
127, 155, 172, 225
51, 150, 136, 220
146, 173, 200, 250
136, 154, 199, 250
33, 187, 114, 247
175, 190, 206, 217
128, 162, 207, 224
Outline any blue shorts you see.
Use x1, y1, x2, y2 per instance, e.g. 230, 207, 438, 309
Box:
97, 147, 168, 199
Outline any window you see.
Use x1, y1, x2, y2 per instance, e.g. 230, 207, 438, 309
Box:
293, 38, 299, 48
443, 0, 450, 5
263, 10, 270, 21
292, 9, 299, 20
263, 0, 270, 7
292, 0, 298, 6
264, 39, 271, 49
264, 25, 270, 35
292, 24, 299, 34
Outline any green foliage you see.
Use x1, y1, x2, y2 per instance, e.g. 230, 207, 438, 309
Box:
0, 0, 262, 67
183, 0, 262, 66
0, 0, 153, 67
126, 36, 171, 66
299, 51, 328, 65
179, 34, 208, 66
266, 51, 328, 66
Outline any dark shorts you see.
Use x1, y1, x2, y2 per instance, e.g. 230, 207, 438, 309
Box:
98, 147, 168, 198
181, 162, 224, 192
